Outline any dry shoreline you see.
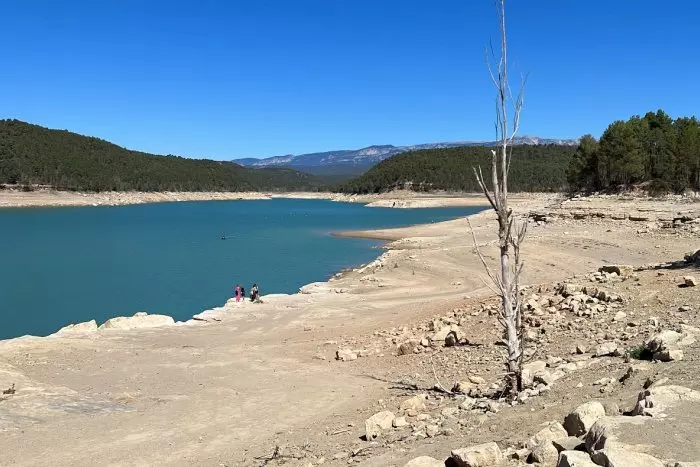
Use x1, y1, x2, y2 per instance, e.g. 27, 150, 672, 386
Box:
1, 194, 698, 465
0, 188, 506, 209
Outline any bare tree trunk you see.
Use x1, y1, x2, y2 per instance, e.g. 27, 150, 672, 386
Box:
472, 0, 527, 396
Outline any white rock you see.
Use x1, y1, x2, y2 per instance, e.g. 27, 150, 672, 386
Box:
590, 447, 665, 467
403, 456, 444, 467
392, 416, 408, 428
450, 442, 503, 467
53, 320, 98, 336
563, 401, 606, 436
400, 394, 427, 412
527, 422, 569, 450
530, 440, 559, 466
684, 276, 697, 287
557, 451, 598, 467
632, 385, 700, 416
364, 410, 395, 439
335, 348, 357, 361
99, 313, 174, 330
594, 342, 618, 357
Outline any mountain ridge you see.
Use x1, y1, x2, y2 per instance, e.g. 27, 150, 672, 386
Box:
233, 136, 579, 175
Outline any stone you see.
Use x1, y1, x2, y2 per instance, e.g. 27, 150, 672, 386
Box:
452, 381, 476, 394
393, 416, 408, 428
522, 360, 548, 388
527, 422, 569, 450
450, 442, 503, 467
598, 265, 633, 277
400, 394, 428, 412
563, 401, 606, 436
576, 344, 587, 354
590, 448, 665, 467
445, 331, 459, 347
557, 451, 598, 467
529, 441, 559, 466
684, 276, 697, 287
594, 342, 618, 357
335, 348, 357, 361
398, 341, 418, 356
535, 370, 555, 386
632, 385, 700, 416
432, 324, 464, 343
646, 330, 683, 353
99, 313, 174, 330
425, 424, 439, 437
468, 375, 486, 385
654, 348, 684, 362
364, 410, 395, 439
584, 416, 648, 452
459, 396, 476, 410
404, 456, 444, 467
53, 319, 98, 336
552, 437, 584, 453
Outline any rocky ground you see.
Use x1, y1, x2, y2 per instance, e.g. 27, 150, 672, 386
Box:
0, 194, 698, 466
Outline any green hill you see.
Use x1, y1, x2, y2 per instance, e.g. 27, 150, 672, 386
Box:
0, 120, 321, 192
336, 144, 577, 194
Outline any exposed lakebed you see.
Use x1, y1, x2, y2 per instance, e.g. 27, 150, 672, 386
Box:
0, 199, 484, 339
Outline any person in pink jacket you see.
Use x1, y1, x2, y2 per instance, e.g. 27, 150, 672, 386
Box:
234, 284, 241, 302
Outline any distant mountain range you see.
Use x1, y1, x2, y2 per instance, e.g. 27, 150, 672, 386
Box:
232, 136, 579, 176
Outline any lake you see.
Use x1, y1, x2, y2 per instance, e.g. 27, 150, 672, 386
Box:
0, 199, 484, 339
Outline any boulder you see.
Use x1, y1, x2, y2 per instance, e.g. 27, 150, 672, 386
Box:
53, 319, 98, 336
432, 325, 465, 344
632, 385, 700, 416
654, 348, 684, 362
552, 437, 585, 453
590, 448, 665, 467
404, 456, 444, 467
400, 394, 428, 412
556, 451, 598, 467
392, 416, 408, 428
529, 441, 559, 466
584, 416, 646, 452
452, 381, 476, 394
563, 401, 606, 436
364, 410, 395, 440
459, 397, 476, 410
646, 330, 683, 353
99, 313, 174, 330
684, 276, 697, 287
598, 265, 633, 277
336, 349, 357, 361
450, 442, 503, 467
594, 342, 619, 357
522, 360, 547, 389
398, 341, 419, 356
527, 422, 569, 450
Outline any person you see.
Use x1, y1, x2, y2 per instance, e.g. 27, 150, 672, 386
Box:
240, 285, 246, 299
234, 284, 241, 302
250, 283, 259, 302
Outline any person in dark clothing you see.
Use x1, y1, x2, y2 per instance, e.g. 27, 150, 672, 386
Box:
250, 283, 259, 302
240, 285, 246, 299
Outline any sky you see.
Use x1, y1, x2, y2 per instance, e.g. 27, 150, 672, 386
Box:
1, 1, 699, 160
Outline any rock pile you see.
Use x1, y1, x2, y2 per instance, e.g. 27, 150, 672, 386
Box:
401, 384, 700, 467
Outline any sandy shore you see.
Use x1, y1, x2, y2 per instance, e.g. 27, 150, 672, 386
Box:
0, 188, 512, 209
0, 194, 698, 465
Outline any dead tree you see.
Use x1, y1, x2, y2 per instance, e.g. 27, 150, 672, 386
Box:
473, 0, 527, 395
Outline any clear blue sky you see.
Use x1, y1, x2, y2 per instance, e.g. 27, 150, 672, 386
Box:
2, 1, 698, 160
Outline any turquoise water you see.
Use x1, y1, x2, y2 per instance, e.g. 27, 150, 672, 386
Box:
0, 199, 484, 339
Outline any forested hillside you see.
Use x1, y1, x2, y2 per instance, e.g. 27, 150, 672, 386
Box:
337, 145, 576, 193
567, 110, 700, 193
0, 120, 321, 192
